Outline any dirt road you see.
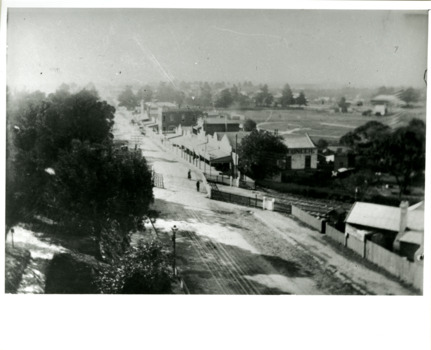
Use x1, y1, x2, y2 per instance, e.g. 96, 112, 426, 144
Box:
115, 111, 416, 295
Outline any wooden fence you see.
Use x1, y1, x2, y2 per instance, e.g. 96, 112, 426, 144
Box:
324, 224, 423, 292
325, 224, 345, 245
204, 173, 232, 186
346, 235, 364, 257
291, 205, 325, 233
365, 241, 423, 291
210, 189, 291, 214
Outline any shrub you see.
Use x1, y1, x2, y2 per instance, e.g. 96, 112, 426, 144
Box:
96, 240, 173, 294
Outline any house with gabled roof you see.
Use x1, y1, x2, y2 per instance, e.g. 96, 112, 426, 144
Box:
345, 200, 424, 261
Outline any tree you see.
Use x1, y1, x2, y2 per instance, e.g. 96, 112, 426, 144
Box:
155, 82, 176, 102
96, 240, 173, 294
50, 141, 153, 260
255, 84, 273, 107
338, 96, 348, 113
316, 139, 329, 150
243, 119, 257, 131
376, 86, 395, 96
399, 87, 420, 106
118, 86, 139, 110
137, 85, 153, 104
340, 121, 391, 150
378, 119, 425, 195
214, 88, 233, 108
174, 90, 186, 108
280, 84, 294, 107
295, 92, 307, 106
7, 88, 154, 260
238, 130, 288, 180
197, 82, 213, 107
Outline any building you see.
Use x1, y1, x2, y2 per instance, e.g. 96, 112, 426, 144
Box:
144, 101, 177, 121
345, 201, 424, 261
319, 146, 355, 171
144, 102, 203, 134
160, 109, 203, 134
370, 94, 406, 116
194, 114, 241, 136
268, 133, 317, 182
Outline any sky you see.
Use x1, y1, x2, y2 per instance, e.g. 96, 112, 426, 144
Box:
6, 8, 429, 94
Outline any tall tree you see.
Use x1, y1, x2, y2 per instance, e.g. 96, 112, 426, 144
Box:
118, 86, 139, 110
399, 87, 420, 107
280, 84, 294, 107
7, 88, 154, 260
215, 88, 233, 108
255, 84, 274, 107
296, 92, 307, 106
378, 119, 425, 195
338, 96, 348, 113
238, 130, 288, 180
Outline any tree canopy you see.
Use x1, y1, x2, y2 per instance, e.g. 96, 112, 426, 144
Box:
339, 119, 425, 195
243, 119, 257, 132
280, 84, 294, 107
295, 92, 307, 106
7, 88, 154, 260
118, 86, 139, 110
215, 88, 234, 108
377, 119, 425, 195
255, 84, 274, 107
399, 87, 420, 106
238, 130, 288, 180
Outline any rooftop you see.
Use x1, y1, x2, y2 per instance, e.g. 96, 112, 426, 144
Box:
346, 201, 424, 233
216, 131, 251, 149
282, 133, 316, 149
203, 118, 241, 125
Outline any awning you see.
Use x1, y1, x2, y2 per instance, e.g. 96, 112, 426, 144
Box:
209, 154, 232, 164
144, 123, 158, 129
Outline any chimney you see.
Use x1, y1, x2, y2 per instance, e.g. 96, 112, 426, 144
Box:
399, 201, 409, 235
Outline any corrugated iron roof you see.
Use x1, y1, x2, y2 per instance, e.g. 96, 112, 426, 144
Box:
346, 202, 424, 233
282, 133, 316, 149
399, 230, 423, 245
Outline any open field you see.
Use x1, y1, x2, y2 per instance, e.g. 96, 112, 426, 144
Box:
235, 106, 426, 142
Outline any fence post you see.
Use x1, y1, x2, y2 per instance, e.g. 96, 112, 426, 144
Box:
321, 220, 326, 234
363, 237, 367, 258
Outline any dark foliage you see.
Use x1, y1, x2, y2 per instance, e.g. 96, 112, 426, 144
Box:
7, 88, 154, 260
238, 130, 288, 180
96, 241, 173, 294
243, 119, 257, 131
118, 85, 139, 110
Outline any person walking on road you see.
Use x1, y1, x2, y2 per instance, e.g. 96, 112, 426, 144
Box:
196, 180, 200, 192
188, 169, 191, 180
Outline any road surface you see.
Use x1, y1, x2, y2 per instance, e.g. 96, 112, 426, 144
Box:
115, 111, 416, 295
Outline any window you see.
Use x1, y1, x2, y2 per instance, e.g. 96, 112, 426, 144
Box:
286, 156, 292, 170
305, 155, 311, 169
170, 114, 175, 122
181, 114, 185, 122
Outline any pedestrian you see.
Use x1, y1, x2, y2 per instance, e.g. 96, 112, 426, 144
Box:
196, 180, 200, 192
188, 169, 191, 180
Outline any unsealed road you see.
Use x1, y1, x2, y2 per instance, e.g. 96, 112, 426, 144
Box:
116, 113, 415, 295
